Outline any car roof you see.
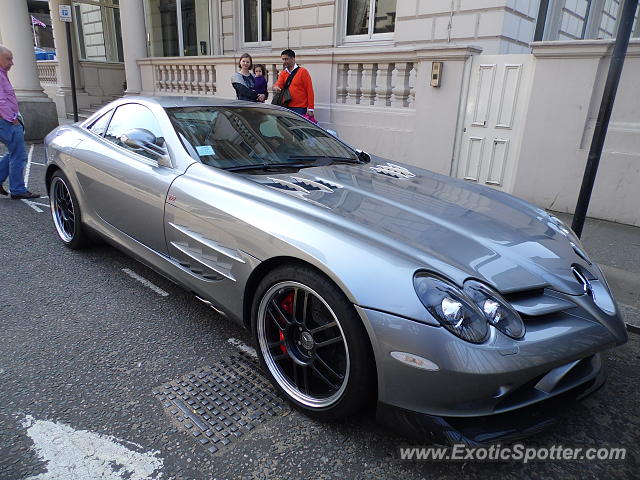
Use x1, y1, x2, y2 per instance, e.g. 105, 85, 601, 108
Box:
120, 95, 278, 110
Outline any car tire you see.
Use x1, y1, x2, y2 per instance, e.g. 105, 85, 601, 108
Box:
252, 265, 375, 420
49, 171, 90, 249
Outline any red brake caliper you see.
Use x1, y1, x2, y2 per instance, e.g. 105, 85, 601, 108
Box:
279, 292, 295, 354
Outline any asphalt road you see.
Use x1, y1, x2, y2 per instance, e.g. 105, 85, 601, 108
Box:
1, 144, 638, 480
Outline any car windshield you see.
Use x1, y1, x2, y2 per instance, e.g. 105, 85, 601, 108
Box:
166, 106, 359, 171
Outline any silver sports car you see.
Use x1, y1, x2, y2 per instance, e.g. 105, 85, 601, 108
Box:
45, 97, 627, 445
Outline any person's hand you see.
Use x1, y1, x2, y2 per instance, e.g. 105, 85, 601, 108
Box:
257, 94, 266, 102
12, 119, 20, 125
273, 85, 281, 93
307, 110, 315, 119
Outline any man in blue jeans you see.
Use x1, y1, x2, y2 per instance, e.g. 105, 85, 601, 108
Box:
0, 45, 39, 200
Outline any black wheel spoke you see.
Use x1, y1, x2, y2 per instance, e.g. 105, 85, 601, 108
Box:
315, 335, 343, 349
311, 364, 338, 390
291, 287, 299, 324
299, 290, 309, 328
272, 352, 289, 362
302, 365, 310, 394
292, 361, 300, 386
267, 300, 290, 331
310, 321, 337, 335
314, 353, 345, 382
267, 339, 286, 348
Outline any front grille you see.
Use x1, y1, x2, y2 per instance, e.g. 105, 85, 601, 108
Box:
504, 288, 577, 320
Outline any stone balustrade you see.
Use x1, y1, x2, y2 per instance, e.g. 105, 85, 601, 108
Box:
154, 63, 216, 95
336, 60, 417, 108
37, 60, 58, 84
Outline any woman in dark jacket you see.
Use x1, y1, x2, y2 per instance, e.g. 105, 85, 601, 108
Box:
231, 53, 265, 102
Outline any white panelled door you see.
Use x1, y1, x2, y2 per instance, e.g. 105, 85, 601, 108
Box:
456, 55, 533, 192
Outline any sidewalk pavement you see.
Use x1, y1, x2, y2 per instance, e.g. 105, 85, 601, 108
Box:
555, 212, 640, 330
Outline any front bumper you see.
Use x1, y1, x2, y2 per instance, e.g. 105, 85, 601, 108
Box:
377, 361, 605, 446
356, 305, 622, 442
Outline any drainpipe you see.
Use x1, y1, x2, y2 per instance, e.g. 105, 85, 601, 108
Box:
534, 0, 550, 41
571, 0, 639, 237
447, 0, 455, 43
217, 0, 224, 55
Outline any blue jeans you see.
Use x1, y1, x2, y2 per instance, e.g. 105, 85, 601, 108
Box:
0, 119, 28, 195
286, 107, 307, 116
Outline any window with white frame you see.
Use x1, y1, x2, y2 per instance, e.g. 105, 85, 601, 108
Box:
543, 0, 639, 40
345, 0, 397, 40
73, 1, 123, 62
243, 0, 271, 44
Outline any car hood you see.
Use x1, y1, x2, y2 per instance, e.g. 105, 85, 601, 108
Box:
253, 159, 587, 295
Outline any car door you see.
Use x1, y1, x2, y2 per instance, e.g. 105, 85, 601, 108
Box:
74, 103, 179, 254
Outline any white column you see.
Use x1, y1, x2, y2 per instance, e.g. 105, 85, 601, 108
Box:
0, 0, 47, 98
48, 0, 90, 118
119, 0, 148, 95
49, 0, 72, 89
0, 0, 57, 139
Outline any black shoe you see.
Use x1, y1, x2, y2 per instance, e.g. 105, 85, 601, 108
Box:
10, 191, 40, 200
0, 185, 7, 196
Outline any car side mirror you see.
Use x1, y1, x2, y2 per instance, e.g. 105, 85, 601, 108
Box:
119, 128, 171, 167
355, 149, 370, 163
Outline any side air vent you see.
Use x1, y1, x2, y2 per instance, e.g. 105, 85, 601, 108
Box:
370, 163, 416, 179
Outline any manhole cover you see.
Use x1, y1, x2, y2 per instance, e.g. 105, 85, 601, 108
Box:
153, 353, 289, 454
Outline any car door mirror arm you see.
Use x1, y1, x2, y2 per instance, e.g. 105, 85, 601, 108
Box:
120, 128, 172, 167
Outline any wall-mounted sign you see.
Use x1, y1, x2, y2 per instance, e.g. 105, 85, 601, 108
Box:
59, 4, 72, 23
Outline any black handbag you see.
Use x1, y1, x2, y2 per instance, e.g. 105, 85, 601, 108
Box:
271, 67, 299, 107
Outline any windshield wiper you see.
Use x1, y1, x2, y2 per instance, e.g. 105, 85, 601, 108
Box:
286, 155, 362, 164
224, 161, 319, 173
223, 156, 359, 173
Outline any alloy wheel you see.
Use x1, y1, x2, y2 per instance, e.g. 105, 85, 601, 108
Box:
256, 281, 350, 408
50, 176, 76, 243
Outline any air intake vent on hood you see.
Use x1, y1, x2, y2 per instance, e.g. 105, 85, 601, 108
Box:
265, 177, 338, 193
370, 163, 416, 179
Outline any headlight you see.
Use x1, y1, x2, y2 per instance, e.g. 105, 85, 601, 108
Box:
413, 274, 488, 343
463, 280, 525, 339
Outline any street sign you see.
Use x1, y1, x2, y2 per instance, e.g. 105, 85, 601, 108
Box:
59, 4, 72, 23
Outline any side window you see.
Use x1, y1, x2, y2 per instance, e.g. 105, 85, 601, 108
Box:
104, 104, 164, 160
87, 110, 113, 137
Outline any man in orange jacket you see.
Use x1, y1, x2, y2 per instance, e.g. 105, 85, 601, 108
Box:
273, 49, 315, 120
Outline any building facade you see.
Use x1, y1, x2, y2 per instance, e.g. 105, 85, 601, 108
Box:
3, 0, 640, 226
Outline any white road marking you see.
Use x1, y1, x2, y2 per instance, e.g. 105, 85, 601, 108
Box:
24, 144, 34, 186
30, 161, 46, 166
22, 415, 163, 480
21, 199, 44, 213
121, 268, 169, 297
228, 337, 258, 359
27, 201, 50, 208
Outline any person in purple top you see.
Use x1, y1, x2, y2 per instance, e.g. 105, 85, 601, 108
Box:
0, 45, 39, 199
253, 64, 268, 103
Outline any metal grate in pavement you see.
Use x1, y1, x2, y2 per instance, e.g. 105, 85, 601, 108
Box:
153, 352, 289, 454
